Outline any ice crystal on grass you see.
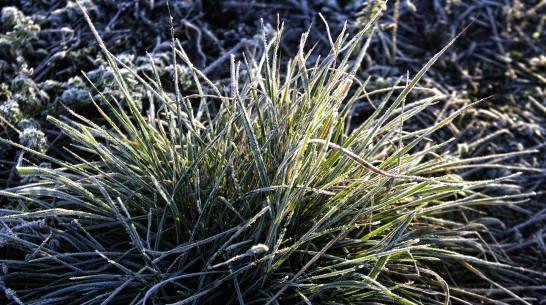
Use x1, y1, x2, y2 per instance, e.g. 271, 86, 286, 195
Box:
16, 118, 40, 130
19, 162, 52, 184
18, 125, 46, 153
7, 69, 44, 114
1, 7, 40, 46
11, 73, 35, 97
0, 99, 21, 124
49, 0, 98, 26
56, 76, 91, 106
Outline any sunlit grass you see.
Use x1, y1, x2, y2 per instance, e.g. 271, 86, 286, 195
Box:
0, 2, 540, 304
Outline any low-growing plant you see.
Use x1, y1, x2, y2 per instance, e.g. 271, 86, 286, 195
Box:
0, 2, 542, 304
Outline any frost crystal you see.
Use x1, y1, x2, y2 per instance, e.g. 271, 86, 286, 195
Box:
1, 6, 40, 45
0, 99, 21, 123
19, 126, 46, 153
17, 118, 40, 130
57, 77, 90, 106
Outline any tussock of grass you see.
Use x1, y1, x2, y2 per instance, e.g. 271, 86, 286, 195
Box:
0, 2, 542, 305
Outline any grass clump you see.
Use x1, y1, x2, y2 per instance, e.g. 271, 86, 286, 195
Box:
0, 3, 541, 304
